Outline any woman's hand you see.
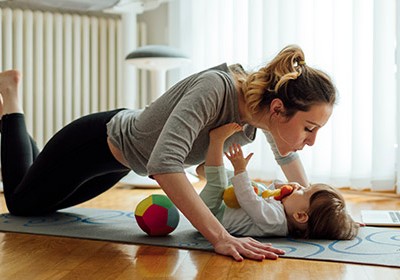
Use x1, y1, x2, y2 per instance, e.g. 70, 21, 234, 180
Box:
154, 172, 284, 262
213, 235, 285, 262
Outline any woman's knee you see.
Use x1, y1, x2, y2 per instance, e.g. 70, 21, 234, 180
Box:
5, 196, 52, 216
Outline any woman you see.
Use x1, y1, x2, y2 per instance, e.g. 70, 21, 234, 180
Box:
0, 45, 335, 261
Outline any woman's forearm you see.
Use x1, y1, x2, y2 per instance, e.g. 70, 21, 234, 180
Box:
153, 172, 230, 245
154, 172, 286, 261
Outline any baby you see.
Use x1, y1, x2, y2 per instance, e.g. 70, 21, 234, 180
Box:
199, 123, 359, 239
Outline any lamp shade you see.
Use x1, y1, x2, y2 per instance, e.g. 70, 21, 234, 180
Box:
125, 45, 190, 71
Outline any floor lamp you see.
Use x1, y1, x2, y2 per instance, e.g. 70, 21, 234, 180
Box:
121, 45, 195, 188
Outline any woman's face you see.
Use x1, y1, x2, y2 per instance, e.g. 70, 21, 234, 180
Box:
268, 101, 333, 156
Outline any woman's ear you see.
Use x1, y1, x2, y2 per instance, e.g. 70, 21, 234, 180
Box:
293, 212, 309, 224
270, 98, 285, 116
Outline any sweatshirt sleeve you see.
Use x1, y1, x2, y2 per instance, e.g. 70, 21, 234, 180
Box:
230, 172, 286, 228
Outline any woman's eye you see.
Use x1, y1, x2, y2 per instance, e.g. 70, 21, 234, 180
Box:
305, 127, 313, 132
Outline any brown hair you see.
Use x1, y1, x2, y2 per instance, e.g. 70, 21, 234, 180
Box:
291, 184, 359, 240
234, 45, 337, 119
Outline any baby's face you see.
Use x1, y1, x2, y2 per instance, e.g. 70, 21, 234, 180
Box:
281, 184, 321, 217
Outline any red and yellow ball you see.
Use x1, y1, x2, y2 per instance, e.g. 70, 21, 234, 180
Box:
135, 194, 180, 236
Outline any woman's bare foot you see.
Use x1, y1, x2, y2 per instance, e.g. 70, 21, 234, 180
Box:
0, 94, 3, 119
195, 163, 205, 179
209, 123, 242, 143
0, 70, 23, 115
0, 70, 20, 93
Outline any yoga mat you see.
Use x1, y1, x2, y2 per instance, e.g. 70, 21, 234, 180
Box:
0, 208, 399, 268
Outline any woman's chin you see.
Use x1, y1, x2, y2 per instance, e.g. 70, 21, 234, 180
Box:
277, 148, 291, 157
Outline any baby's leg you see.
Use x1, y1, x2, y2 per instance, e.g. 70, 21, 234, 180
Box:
200, 123, 242, 220
205, 123, 242, 167
199, 166, 229, 221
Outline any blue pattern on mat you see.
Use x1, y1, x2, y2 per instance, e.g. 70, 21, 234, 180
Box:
0, 208, 399, 267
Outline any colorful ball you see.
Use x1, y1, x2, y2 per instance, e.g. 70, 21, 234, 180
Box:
135, 194, 180, 236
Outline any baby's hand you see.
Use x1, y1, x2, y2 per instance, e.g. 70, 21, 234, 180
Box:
225, 144, 253, 175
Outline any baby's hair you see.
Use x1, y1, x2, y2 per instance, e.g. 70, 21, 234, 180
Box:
303, 184, 359, 240
235, 45, 337, 119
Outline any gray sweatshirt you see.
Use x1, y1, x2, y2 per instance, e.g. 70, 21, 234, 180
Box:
107, 63, 298, 176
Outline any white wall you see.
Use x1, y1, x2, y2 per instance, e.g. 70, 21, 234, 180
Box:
137, 3, 169, 45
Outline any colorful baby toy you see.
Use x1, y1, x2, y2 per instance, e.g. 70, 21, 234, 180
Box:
223, 184, 294, 208
135, 194, 180, 236
261, 185, 294, 200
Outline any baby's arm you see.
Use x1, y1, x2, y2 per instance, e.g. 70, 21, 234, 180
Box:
231, 172, 286, 227
226, 144, 285, 226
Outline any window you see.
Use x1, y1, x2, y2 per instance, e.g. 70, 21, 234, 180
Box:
169, 0, 399, 192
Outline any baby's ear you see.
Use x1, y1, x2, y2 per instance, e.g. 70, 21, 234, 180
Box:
293, 212, 309, 224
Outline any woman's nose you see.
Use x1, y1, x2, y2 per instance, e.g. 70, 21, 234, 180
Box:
305, 132, 317, 146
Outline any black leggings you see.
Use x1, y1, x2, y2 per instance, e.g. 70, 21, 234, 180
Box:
1, 109, 130, 216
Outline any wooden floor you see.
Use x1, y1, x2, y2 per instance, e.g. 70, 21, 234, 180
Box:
0, 181, 399, 280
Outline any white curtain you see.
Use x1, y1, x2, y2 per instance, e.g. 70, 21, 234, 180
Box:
397, 0, 400, 195
168, 0, 398, 192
